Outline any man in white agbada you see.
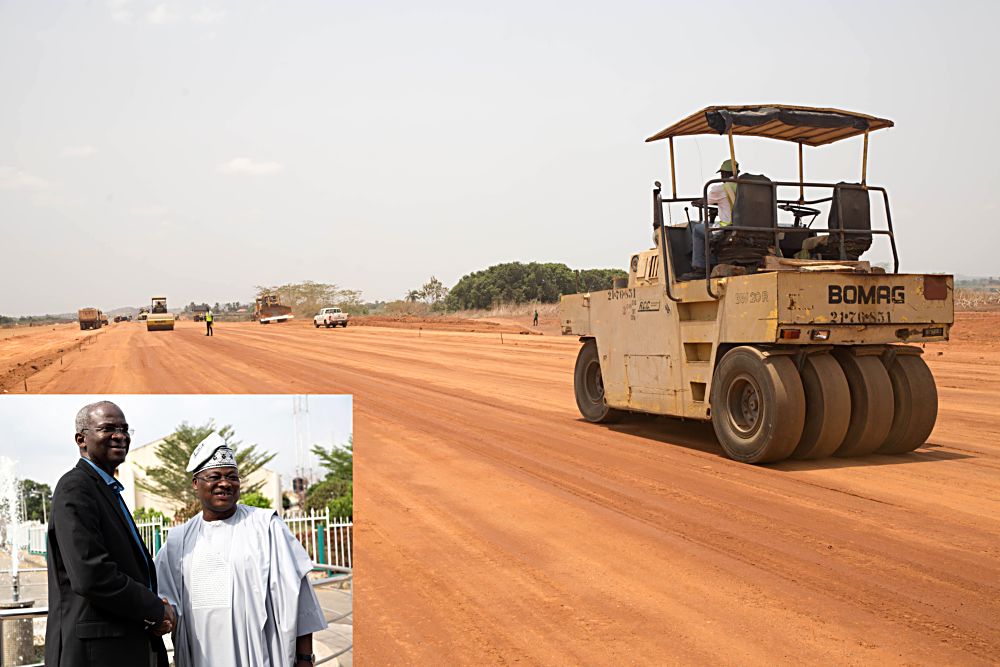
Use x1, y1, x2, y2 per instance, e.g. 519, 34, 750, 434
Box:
155, 434, 327, 667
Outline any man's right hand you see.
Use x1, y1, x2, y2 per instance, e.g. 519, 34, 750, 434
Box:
149, 598, 176, 637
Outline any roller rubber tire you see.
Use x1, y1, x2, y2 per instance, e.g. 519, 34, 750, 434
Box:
573, 340, 623, 423
710, 347, 805, 464
877, 354, 937, 454
831, 349, 893, 457
792, 353, 852, 460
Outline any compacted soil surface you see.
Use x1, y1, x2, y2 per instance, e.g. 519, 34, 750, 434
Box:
2, 314, 998, 665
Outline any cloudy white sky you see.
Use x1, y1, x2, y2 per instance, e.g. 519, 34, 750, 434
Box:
0, 394, 352, 487
2, 1, 997, 315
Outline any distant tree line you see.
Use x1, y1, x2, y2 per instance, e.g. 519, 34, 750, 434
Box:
0, 314, 75, 326
444, 262, 627, 310
182, 301, 249, 313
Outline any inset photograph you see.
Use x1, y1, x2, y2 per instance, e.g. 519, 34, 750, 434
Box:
0, 394, 352, 667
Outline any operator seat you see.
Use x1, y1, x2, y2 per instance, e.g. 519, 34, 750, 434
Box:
713, 173, 776, 271
821, 182, 872, 260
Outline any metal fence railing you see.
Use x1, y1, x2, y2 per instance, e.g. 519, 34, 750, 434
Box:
22, 510, 352, 570
0, 566, 351, 667
284, 509, 354, 570
0, 606, 46, 667
3, 512, 352, 666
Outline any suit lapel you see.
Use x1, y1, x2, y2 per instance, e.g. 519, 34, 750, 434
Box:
76, 459, 154, 581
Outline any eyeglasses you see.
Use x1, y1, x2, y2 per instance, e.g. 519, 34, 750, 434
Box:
194, 473, 241, 484
82, 426, 135, 436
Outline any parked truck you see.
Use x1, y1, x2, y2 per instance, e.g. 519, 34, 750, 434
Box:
78, 307, 101, 330
314, 307, 349, 328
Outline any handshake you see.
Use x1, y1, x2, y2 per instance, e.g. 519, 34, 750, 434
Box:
148, 597, 177, 637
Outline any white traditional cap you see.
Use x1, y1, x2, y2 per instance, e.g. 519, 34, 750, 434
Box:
186, 432, 238, 475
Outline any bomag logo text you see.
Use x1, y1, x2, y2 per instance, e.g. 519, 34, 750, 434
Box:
828, 285, 905, 305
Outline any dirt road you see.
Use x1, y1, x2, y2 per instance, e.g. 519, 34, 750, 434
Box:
3, 317, 999, 664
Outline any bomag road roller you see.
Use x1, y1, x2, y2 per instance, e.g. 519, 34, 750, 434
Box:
559, 105, 953, 464
253, 293, 294, 324
146, 296, 175, 331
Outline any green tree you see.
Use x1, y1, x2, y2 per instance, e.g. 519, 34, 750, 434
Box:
137, 421, 276, 521
21, 479, 52, 522
326, 487, 352, 518
312, 437, 353, 482
420, 276, 449, 305
303, 477, 350, 513
306, 437, 353, 518
444, 262, 628, 310
239, 491, 272, 509
133, 506, 170, 524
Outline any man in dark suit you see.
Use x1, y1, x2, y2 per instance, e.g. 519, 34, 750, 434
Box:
45, 400, 176, 667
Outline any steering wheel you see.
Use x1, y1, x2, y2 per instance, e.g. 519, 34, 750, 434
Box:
778, 203, 821, 217
689, 201, 718, 223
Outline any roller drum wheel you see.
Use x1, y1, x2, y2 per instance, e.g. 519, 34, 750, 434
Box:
573, 340, 623, 423
710, 347, 805, 464
877, 354, 938, 454
832, 349, 893, 457
792, 353, 852, 460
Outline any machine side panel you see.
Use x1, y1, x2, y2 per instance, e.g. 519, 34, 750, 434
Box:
559, 293, 594, 336
715, 273, 781, 343
583, 285, 684, 416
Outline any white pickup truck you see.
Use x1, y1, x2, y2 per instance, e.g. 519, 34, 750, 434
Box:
314, 307, 349, 328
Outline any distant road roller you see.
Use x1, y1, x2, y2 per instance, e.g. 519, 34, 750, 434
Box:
146, 296, 175, 331
559, 105, 953, 463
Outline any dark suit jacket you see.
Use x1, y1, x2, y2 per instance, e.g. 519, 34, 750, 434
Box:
45, 458, 168, 667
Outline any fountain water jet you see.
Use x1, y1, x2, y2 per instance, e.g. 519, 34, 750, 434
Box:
0, 457, 22, 603
0, 457, 34, 667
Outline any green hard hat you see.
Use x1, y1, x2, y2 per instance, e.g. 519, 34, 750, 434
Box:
717, 159, 739, 173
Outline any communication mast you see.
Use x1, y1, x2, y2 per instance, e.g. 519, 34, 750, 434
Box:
291, 396, 313, 508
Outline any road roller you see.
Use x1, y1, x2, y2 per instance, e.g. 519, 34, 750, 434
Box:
146, 296, 175, 331
559, 105, 953, 463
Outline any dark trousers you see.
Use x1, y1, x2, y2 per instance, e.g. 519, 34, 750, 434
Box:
206, 321, 213, 336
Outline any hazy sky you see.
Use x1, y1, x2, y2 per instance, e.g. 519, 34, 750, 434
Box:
2, 1, 997, 315
0, 394, 352, 487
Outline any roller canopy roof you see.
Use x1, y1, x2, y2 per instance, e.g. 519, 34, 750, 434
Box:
646, 105, 894, 147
